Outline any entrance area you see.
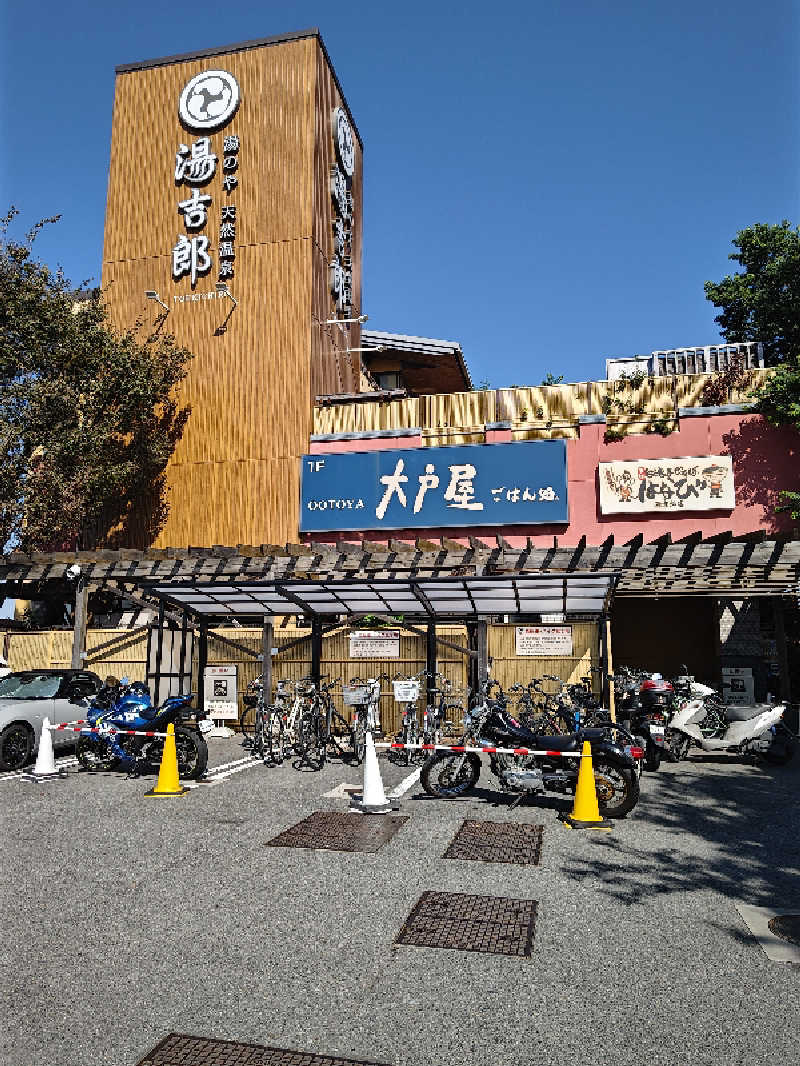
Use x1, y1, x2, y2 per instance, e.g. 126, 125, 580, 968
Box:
612, 597, 718, 681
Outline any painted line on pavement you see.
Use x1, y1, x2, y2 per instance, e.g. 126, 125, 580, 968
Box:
387, 766, 422, 799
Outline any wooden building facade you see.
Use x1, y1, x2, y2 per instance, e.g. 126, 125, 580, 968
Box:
102, 30, 363, 549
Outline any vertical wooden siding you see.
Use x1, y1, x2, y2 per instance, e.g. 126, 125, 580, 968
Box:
100, 36, 361, 549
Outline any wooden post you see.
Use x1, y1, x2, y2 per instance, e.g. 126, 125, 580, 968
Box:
70, 579, 89, 669
774, 600, 791, 703
178, 612, 189, 696
153, 602, 165, 704
476, 620, 489, 688
426, 622, 437, 703
197, 622, 208, 714
311, 618, 323, 687
602, 614, 616, 723
261, 615, 274, 703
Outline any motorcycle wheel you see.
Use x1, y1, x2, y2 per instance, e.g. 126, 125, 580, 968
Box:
146, 726, 207, 780
644, 740, 662, 772
420, 752, 480, 797
667, 731, 691, 762
761, 727, 796, 766
592, 757, 640, 818
76, 735, 118, 771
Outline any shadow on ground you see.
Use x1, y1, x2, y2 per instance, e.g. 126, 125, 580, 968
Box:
560, 756, 800, 909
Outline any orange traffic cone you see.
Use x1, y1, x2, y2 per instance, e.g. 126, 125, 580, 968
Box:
145, 723, 190, 797
563, 740, 612, 830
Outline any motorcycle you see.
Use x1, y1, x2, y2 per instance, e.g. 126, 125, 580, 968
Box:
669, 691, 794, 764
612, 668, 668, 772
420, 680, 641, 818
76, 677, 210, 779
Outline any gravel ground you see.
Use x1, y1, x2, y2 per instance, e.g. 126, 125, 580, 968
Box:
1, 739, 798, 1066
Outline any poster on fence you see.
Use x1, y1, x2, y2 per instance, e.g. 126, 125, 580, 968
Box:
203, 664, 238, 720
515, 626, 573, 657
349, 630, 401, 659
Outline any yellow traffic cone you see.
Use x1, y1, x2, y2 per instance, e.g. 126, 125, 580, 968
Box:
563, 740, 612, 830
145, 723, 190, 797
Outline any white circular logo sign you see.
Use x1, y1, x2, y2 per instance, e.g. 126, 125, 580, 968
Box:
332, 106, 355, 178
179, 70, 240, 132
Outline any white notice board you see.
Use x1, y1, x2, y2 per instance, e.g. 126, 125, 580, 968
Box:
515, 626, 573, 657
349, 630, 401, 659
203, 664, 238, 720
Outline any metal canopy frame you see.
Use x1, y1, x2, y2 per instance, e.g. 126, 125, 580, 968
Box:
140, 571, 619, 623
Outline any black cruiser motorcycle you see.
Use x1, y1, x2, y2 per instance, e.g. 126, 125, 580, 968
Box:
420, 680, 641, 818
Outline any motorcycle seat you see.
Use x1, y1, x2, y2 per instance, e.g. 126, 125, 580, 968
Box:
725, 703, 774, 722
530, 728, 605, 751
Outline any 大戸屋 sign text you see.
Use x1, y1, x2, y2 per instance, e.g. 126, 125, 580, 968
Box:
598, 455, 735, 514
300, 441, 568, 532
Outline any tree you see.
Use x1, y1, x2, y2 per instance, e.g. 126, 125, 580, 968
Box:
540, 372, 564, 386
704, 221, 800, 365
0, 209, 193, 553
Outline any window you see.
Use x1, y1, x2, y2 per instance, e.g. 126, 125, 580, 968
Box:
375, 371, 402, 391
0, 673, 62, 699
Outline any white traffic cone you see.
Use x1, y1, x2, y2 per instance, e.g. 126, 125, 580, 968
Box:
24, 718, 64, 782
350, 731, 396, 814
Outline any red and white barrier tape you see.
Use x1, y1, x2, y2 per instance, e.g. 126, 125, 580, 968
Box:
46, 724, 172, 739
51, 720, 89, 729
375, 742, 583, 757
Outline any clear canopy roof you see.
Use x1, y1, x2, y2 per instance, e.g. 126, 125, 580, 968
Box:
145, 572, 617, 620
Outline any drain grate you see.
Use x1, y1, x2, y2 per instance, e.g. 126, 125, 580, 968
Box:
266, 811, 408, 853
395, 890, 537, 957
443, 819, 544, 864
768, 914, 800, 946
137, 1032, 389, 1065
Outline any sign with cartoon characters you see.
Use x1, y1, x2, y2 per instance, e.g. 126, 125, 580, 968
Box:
598, 455, 735, 514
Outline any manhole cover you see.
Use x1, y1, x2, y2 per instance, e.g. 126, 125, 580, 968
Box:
443, 819, 544, 864
768, 914, 800, 945
395, 890, 537, 957
266, 811, 408, 853
137, 1032, 389, 1065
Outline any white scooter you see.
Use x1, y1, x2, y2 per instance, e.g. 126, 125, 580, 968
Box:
670, 686, 794, 764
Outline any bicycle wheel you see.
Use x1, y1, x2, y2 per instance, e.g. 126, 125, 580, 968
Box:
267, 710, 285, 764
298, 710, 326, 770
239, 702, 258, 744
351, 713, 366, 765
250, 706, 266, 760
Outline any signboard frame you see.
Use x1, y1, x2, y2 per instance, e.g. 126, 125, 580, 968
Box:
515, 626, 574, 657
349, 629, 401, 659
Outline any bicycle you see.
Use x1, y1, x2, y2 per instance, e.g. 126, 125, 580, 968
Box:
388, 670, 426, 766
296, 676, 353, 770
422, 672, 465, 745
343, 674, 388, 764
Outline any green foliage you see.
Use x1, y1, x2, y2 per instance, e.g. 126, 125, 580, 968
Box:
540, 372, 564, 386
777, 490, 800, 520
752, 355, 800, 429
0, 208, 193, 553
603, 426, 625, 443
647, 416, 675, 437
704, 221, 800, 365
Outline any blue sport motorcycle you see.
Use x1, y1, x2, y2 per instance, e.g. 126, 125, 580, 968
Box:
75, 677, 210, 779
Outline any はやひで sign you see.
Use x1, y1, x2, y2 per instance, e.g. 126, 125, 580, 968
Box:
599, 456, 734, 514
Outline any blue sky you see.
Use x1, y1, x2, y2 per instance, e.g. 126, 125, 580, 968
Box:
1, 1, 798, 387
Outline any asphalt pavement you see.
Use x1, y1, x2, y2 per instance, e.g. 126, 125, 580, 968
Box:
2, 739, 798, 1066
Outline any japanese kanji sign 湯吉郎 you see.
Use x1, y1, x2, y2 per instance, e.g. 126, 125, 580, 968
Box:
598, 455, 735, 514
300, 441, 568, 532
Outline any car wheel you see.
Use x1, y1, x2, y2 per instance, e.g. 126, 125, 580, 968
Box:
0, 722, 34, 771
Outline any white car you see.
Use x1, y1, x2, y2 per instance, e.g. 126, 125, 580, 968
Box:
0, 670, 102, 771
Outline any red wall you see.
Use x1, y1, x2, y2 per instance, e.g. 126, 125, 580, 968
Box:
307, 413, 799, 547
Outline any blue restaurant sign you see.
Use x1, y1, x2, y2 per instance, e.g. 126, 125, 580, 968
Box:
300, 440, 568, 532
